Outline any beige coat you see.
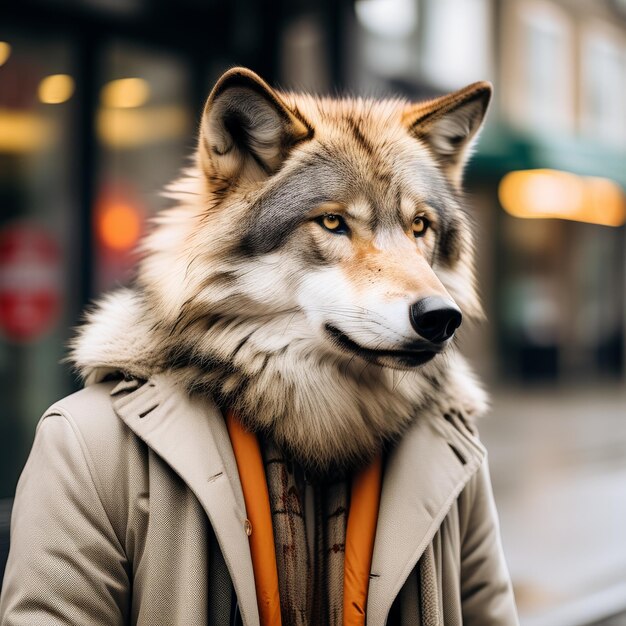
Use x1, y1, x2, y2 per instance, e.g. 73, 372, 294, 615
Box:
0, 374, 518, 625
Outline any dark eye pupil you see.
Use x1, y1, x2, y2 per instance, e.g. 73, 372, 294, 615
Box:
320, 214, 347, 234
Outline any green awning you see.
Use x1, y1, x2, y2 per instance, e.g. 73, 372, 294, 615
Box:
469, 125, 626, 188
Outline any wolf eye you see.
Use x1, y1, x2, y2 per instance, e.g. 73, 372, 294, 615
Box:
412, 216, 430, 238
317, 214, 349, 235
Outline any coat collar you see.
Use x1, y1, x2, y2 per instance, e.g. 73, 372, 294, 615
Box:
109, 374, 259, 626
108, 373, 485, 626
367, 409, 485, 624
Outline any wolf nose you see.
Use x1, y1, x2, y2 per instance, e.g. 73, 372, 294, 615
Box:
409, 297, 462, 343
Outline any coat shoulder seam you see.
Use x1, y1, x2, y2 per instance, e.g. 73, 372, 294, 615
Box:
40, 408, 127, 555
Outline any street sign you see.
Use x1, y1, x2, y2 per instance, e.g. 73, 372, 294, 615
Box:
0, 223, 62, 342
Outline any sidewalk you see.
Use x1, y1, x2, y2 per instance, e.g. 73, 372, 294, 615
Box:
480, 385, 626, 626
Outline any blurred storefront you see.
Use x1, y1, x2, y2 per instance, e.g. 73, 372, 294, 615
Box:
1, 0, 626, 624
0, 0, 290, 498
344, 4, 626, 623
0, 0, 280, 580
346, 0, 626, 387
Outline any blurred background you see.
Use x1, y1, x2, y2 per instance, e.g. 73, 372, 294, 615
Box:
1, 0, 626, 623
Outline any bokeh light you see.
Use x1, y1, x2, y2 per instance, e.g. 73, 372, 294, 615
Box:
0, 42, 11, 67
97, 202, 142, 251
37, 74, 75, 104
100, 77, 151, 109
499, 169, 626, 227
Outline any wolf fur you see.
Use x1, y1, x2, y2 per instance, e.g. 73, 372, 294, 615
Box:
71, 68, 491, 472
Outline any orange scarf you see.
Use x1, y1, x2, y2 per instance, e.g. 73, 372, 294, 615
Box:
226, 411, 382, 626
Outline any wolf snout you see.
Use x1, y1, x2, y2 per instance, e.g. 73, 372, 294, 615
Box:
409, 297, 462, 343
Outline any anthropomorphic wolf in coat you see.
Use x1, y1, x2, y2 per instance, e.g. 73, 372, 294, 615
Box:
0, 68, 519, 625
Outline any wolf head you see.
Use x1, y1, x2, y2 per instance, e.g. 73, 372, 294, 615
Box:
72, 68, 491, 472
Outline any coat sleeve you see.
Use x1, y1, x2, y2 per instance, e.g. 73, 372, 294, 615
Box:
0, 410, 130, 625
459, 456, 519, 626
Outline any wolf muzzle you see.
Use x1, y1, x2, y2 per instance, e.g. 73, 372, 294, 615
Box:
409, 297, 462, 343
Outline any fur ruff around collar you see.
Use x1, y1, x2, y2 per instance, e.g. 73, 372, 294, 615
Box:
69, 287, 488, 472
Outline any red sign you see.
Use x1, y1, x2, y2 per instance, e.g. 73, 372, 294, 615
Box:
0, 224, 62, 342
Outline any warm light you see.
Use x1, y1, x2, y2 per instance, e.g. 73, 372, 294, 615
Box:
38, 74, 75, 104
499, 169, 626, 227
98, 203, 142, 251
0, 42, 11, 67
101, 78, 150, 109
0, 109, 56, 153
96, 105, 190, 148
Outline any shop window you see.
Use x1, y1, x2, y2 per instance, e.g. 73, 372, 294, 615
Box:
419, 0, 493, 90
352, 0, 420, 86
501, 0, 575, 135
498, 214, 624, 382
580, 23, 626, 148
94, 42, 194, 292
0, 32, 79, 498
351, 0, 493, 94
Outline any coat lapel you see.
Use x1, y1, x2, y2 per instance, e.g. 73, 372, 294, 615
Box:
107, 374, 485, 626
109, 374, 260, 626
366, 412, 486, 626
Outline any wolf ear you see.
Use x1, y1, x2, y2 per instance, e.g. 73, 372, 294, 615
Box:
404, 82, 492, 187
199, 67, 313, 184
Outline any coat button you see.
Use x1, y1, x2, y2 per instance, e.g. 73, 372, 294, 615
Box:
244, 519, 252, 536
